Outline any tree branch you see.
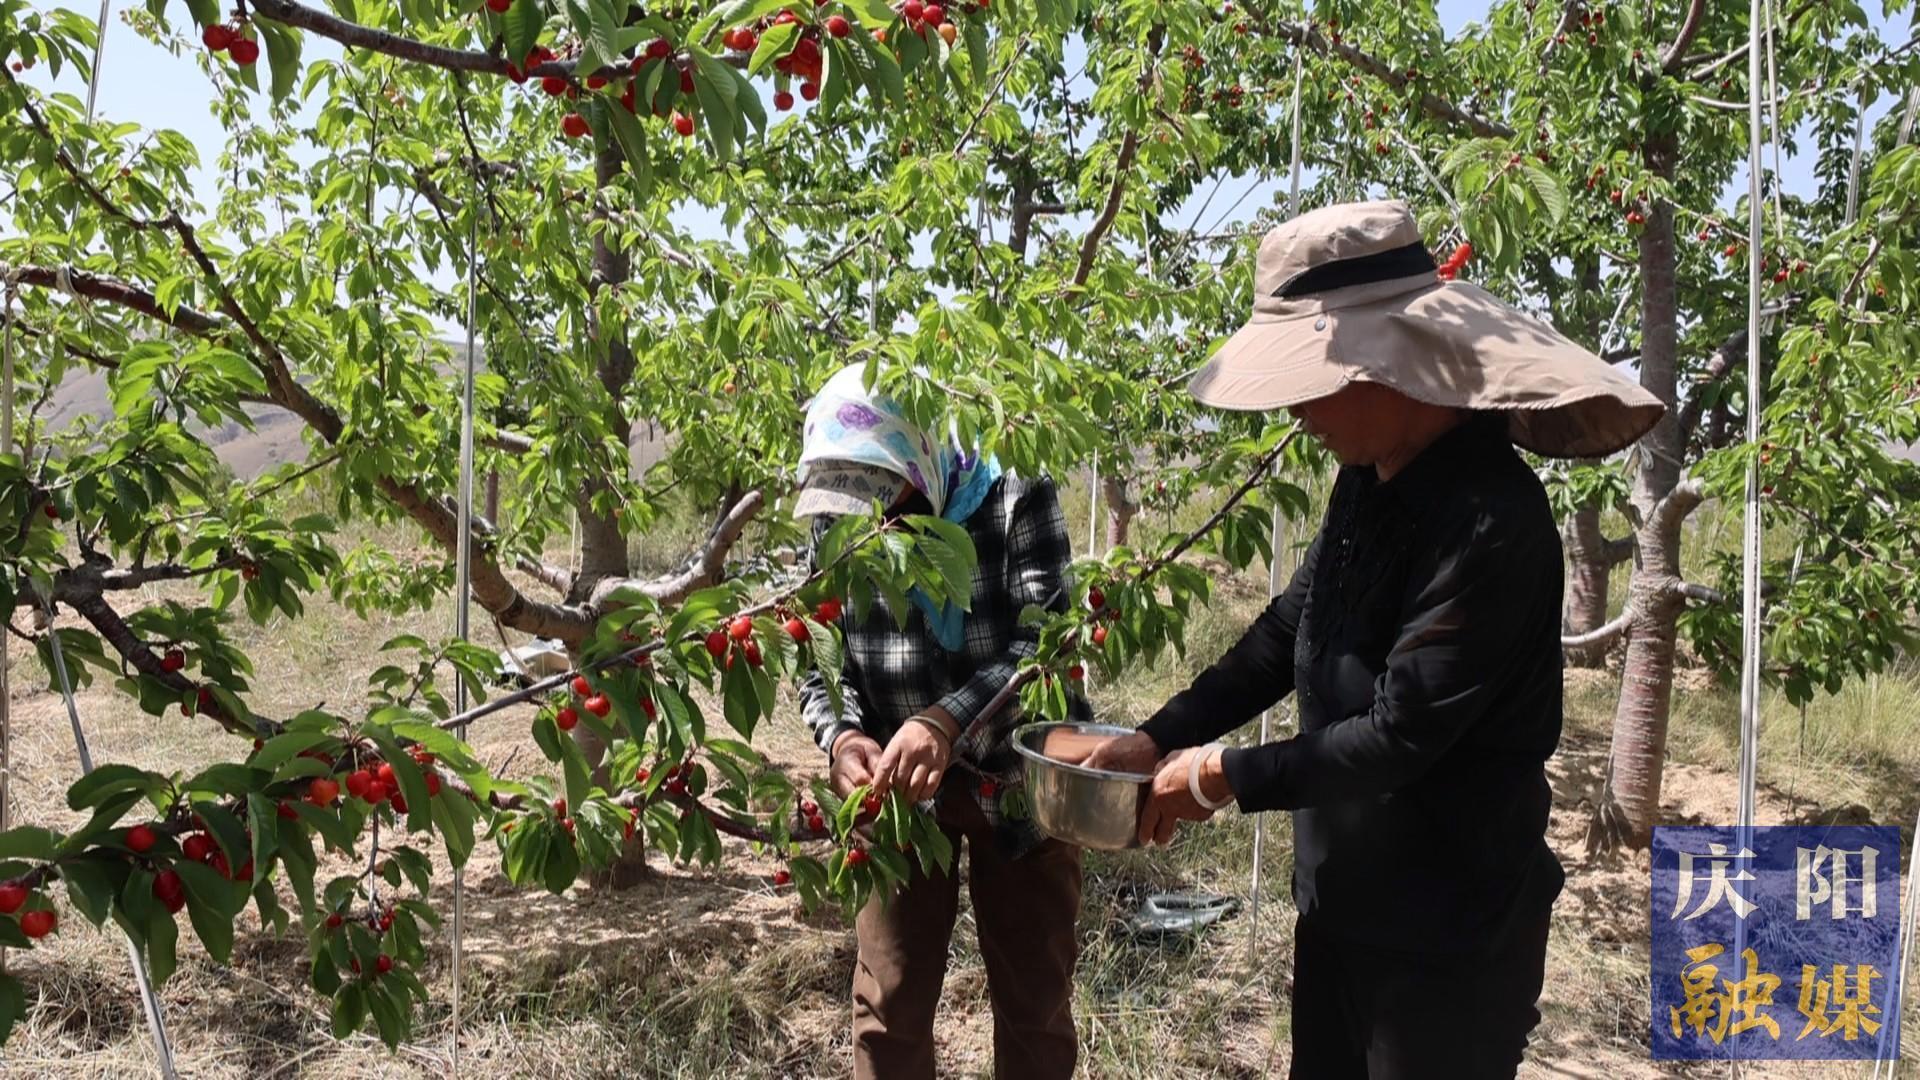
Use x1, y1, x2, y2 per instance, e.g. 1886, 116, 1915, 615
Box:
1254, 16, 1514, 138
1652, 477, 1708, 534
612, 488, 767, 605
1660, 0, 1709, 73
1563, 606, 1634, 649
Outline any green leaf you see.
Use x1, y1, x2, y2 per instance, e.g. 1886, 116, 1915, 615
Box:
66, 764, 165, 812
691, 50, 737, 161
290, 800, 355, 854
0, 973, 23, 1046
61, 857, 118, 926
194, 801, 252, 868
430, 787, 477, 869
278, 814, 318, 917
605, 92, 654, 193
367, 980, 406, 1048
503, 0, 546, 69
331, 982, 368, 1039
1519, 159, 1568, 225
146, 908, 178, 987
748, 20, 799, 74
819, 38, 849, 115
246, 793, 280, 881
0, 827, 60, 862
531, 714, 565, 763
250, 729, 334, 773
260, 21, 302, 102
542, 829, 580, 893
561, 736, 591, 813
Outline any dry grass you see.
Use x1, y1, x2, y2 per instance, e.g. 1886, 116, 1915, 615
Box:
1, 475, 1915, 1077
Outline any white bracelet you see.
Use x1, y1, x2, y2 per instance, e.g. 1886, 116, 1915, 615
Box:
1188, 744, 1235, 811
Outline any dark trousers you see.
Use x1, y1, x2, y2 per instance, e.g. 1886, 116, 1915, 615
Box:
851, 792, 1082, 1080
1287, 907, 1553, 1079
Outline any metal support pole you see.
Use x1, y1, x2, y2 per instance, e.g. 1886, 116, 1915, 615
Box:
1730, 0, 1768, 1038
448, 196, 482, 1078
45, 611, 178, 1078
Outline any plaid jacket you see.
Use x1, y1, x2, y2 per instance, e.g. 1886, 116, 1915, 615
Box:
798, 472, 1091, 858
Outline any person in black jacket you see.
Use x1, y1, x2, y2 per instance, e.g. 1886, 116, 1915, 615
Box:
1083, 200, 1663, 1079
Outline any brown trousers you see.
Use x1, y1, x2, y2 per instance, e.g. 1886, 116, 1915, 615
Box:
851, 792, 1082, 1080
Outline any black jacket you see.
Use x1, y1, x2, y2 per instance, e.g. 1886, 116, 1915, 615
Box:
1142, 416, 1566, 954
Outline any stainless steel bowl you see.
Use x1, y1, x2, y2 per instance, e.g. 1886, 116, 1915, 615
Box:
1011, 721, 1153, 851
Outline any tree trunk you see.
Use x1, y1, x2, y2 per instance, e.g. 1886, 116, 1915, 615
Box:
1101, 472, 1139, 547
571, 140, 636, 601
1593, 131, 1690, 851
484, 470, 500, 524
1561, 502, 1615, 668
571, 140, 648, 887
1558, 261, 1617, 668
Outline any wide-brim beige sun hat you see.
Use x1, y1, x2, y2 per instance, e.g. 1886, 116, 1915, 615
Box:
1188, 199, 1665, 458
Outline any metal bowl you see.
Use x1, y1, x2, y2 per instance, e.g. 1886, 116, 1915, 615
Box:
1011, 721, 1153, 851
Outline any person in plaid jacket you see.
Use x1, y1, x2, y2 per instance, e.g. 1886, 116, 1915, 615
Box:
795, 364, 1090, 1080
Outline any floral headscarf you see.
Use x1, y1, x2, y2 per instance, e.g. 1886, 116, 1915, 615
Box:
799, 364, 1003, 648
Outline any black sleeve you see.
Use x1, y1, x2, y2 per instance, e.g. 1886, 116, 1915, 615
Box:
1217, 504, 1557, 812
1136, 529, 1322, 753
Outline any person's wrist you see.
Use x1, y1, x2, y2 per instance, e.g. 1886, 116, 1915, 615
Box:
830, 728, 866, 759
1188, 744, 1235, 810
1202, 746, 1235, 805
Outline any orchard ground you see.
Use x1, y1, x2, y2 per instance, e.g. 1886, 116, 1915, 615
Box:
3, 476, 1917, 1079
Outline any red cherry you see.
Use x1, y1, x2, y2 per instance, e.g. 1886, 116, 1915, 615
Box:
505, 62, 527, 83
825, 14, 850, 37
161, 648, 185, 672
1068, 664, 1085, 681
807, 813, 826, 832
800, 800, 818, 816
560, 817, 576, 835
229, 37, 259, 65
773, 869, 792, 886
0, 884, 25, 914
923, 3, 945, 23
705, 629, 729, 658
584, 694, 612, 718
182, 834, 214, 863
553, 798, 568, 817
846, 845, 869, 867
556, 706, 580, 731
276, 800, 297, 820
1087, 587, 1105, 611
648, 37, 672, 59
1092, 625, 1109, 646
486, 0, 511, 11
20, 910, 55, 939
1724, 243, 1741, 258
1626, 210, 1645, 225
800, 81, 820, 101
376, 954, 393, 974
785, 617, 810, 642
743, 642, 763, 667
862, 793, 881, 816
541, 75, 568, 96
621, 83, 636, 111
376, 763, 397, 787
363, 780, 388, 805
326, 911, 344, 929
623, 809, 638, 839
209, 851, 231, 879
424, 772, 442, 796
570, 675, 593, 697
562, 112, 590, 138
197, 687, 216, 711
673, 111, 695, 137
815, 597, 843, 622
735, 29, 758, 51
350, 958, 362, 973
1587, 31, 1598, 44
729, 616, 754, 642
154, 864, 186, 899
202, 23, 234, 52
774, 90, 795, 111
636, 767, 651, 784
903, 0, 924, 20
127, 824, 158, 854
641, 696, 657, 719
42, 503, 58, 521
586, 74, 607, 90
775, 9, 801, 23
235, 858, 254, 881
346, 770, 373, 799
679, 68, 695, 93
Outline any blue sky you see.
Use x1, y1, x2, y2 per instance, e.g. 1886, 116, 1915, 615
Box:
22, 0, 1904, 276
